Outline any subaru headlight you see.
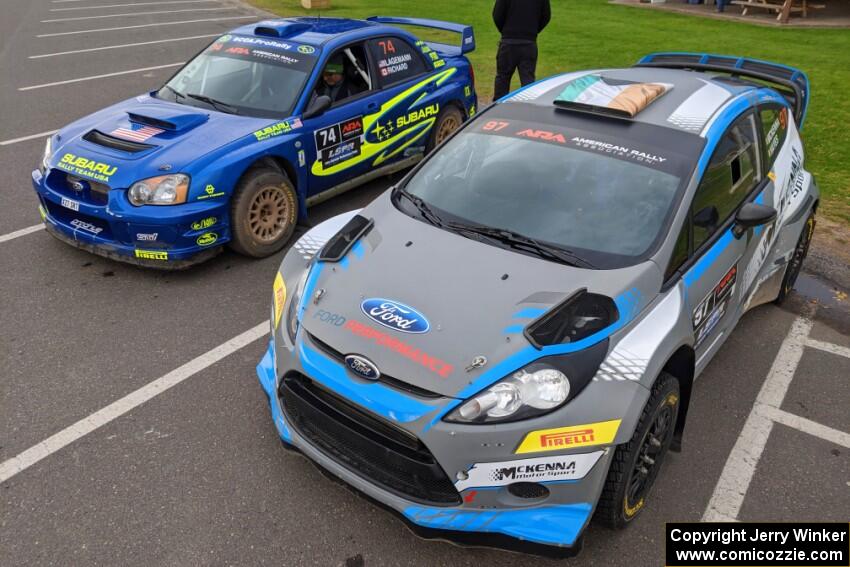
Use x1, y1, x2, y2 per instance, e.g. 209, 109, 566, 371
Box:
40, 136, 53, 173
446, 362, 571, 424
128, 174, 189, 206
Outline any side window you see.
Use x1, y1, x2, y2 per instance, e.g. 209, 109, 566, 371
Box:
759, 105, 789, 169
692, 113, 762, 250
314, 43, 371, 107
367, 37, 428, 87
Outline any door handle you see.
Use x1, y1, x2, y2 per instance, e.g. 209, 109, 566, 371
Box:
366, 101, 379, 112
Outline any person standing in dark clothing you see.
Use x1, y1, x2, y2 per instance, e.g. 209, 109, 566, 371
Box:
492, 0, 551, 100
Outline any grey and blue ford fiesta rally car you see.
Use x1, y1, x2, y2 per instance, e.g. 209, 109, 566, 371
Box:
256, 53, 817, 556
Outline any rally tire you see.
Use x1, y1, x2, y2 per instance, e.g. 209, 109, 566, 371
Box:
595, 372, 680, 529
229, 168, 298, 258
774, 212, 815, 305
426, 105, 463, 152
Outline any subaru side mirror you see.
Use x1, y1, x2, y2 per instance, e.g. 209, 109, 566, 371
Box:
303, 95, 332, 120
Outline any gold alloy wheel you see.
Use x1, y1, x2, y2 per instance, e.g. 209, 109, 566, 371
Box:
248, 185, 290, 243
435, 114, 461, 145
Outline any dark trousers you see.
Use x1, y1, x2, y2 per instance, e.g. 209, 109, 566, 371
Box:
493, 41, 538, 100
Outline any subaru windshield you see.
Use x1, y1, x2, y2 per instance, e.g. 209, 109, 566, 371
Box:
157, 34, 318, 119
396, 104, 703, 269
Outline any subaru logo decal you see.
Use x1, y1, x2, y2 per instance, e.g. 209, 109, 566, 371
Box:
344, 354, 380, 380
69, 180, 85, 192
361, 298, 430, 334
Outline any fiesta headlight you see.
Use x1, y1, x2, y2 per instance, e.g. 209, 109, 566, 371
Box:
446, 363, 571, 424
284, 266, 311, 344
128, 174, 189, 206
40, 136, 53, 173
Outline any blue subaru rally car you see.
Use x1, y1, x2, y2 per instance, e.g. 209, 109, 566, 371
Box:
32, 16, 477, 268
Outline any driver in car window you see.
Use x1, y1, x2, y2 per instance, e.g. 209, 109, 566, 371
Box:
314, 55, 355, 104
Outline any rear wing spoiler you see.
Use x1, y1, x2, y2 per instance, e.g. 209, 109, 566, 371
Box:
635, 52, 810, 128
366, 16, 475, 55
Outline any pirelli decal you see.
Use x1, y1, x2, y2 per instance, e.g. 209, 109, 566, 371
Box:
515, 419, 621, 454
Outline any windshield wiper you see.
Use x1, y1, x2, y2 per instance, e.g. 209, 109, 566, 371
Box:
186, 93, 238, 114
396, 189, 445, 228
445, 222, 596, 269
163, 85, 185, 101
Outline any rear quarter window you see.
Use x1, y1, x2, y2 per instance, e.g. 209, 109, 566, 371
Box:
759, 105, 789, 167
367, 37, 428, 87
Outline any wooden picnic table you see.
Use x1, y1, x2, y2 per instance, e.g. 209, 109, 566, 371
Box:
728, 0, 822, 23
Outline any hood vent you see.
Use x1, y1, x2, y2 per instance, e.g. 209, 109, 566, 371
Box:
83, 130, 153, 153
525, 290, 619, 349
126, 112, 176, 131
318, 215, 373, 262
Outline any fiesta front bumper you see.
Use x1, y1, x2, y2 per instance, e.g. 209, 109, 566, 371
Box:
256, 338, 610, 558
33, 168, 227, 269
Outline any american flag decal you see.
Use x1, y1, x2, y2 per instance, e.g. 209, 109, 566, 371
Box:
110, 123, 164, 142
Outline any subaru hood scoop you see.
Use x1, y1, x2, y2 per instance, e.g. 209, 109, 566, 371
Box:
299, 194, 660, 399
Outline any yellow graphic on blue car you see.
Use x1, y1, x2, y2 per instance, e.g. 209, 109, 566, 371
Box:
311, 67, 457, 177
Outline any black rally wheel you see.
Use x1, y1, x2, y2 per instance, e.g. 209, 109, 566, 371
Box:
775, 212, 816, 305
426, 105, 464, 152
229, 167, 297, 258
595, 372, 680, 529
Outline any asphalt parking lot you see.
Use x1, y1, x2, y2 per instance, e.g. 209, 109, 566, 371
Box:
1, 1, 848, 565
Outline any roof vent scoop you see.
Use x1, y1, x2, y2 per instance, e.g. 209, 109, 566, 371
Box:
254, 21, 312, 38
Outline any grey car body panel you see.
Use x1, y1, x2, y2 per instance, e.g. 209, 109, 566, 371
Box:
263, 64, 819, 551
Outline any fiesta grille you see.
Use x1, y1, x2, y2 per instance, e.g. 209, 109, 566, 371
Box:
305, 332, 442, 399
280, 372, 460, 505
83, 130, 154, 153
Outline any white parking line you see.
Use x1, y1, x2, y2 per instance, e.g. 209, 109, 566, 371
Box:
759, 405, 850, 449
806, 337, 850, 359
42, 7, 233, 23
19, 62, 184, 91
36, 15, 255, 37
0, 129, 57, 146
29, 33, 218, 59
51, 0, 217, 11
0, 225, 45, 244
0, 323, 267, 484
702, 311, 814, 522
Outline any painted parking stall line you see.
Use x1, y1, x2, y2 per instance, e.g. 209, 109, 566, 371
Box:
0, 323, 267, 484
0, 129, 57, 146
50, 0, 219, 11
0, 224, 45, 244
19, 62, 185, 91
703, 305, 850, 522
41, 7, 235, 24
36, 15, 256, 37
29, 33, 219, 59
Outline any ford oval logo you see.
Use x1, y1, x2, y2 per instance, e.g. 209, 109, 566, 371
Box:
344, 354, 380, 380
361, 298, 430, 334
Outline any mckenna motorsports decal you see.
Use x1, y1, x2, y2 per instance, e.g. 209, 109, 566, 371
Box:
190, 217, 216, 231
135, 249, 168, 261
272, 272, 286, 330
311, 67, 457, 177
254, 118, 302, 141
515, 419, 621, 454
196, 232, 218, 246
454, 451, 604, 492
197, 184, 224, 201
56, 153, 117, 183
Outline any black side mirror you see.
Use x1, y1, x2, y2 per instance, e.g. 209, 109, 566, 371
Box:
733, 202, 777, 238
693, 206, 719, 232
303, 95, 332, 120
